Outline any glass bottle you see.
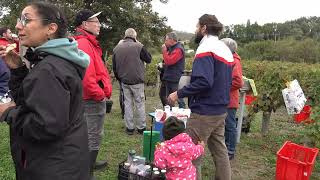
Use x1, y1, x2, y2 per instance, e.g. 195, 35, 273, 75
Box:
127, 149, 136, 164
160, 169, 166, 179
152, 170, 160, 179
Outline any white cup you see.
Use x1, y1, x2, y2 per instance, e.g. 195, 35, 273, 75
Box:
184, 109, 191, 118
155, 109, 164, 121
172, 107, 179, 114
164, 105, 170, 113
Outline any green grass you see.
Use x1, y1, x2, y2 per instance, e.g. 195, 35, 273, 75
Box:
0, 84, 320, 179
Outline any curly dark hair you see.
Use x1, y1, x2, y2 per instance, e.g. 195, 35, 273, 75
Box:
162, 116, 185, 140
0, 27, 9, 37
28, 2, 68, 38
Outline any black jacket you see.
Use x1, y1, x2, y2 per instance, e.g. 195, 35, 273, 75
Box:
1, 51, 90, 180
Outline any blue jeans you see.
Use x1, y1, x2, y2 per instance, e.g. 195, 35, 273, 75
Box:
225, 108, 237, 155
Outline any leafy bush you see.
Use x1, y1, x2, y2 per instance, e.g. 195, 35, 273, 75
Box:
145, 54, 162, 86
239, 38, 320, 63
243, 60, 320, 108
242, 60, 320, 146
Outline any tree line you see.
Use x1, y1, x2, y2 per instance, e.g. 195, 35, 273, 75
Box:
220, 17, 320, 64
222, 17, 320, 43
0, 0, 171, 54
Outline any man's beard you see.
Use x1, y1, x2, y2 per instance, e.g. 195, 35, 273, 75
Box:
194, 31, 204, 44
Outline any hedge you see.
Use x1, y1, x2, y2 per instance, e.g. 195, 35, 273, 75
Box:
242, 60, 320, 110
240, 60, 320, 146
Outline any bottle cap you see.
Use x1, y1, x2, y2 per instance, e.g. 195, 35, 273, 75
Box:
124, 163, 130, 167
161, 169, 166, 173
129, 149, 136, 155
154, 170, 160, 175
153, 167, 159, 171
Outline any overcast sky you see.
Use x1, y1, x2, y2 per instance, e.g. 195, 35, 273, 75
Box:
151, 0, 320, 33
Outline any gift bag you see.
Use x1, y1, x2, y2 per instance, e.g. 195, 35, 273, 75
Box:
282, 79, 306, 114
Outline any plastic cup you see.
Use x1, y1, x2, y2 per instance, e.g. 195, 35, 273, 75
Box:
164, 105, 170, 113
172, 107, 179, 114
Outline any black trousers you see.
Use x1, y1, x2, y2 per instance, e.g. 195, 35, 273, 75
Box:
164, 80, 185, 108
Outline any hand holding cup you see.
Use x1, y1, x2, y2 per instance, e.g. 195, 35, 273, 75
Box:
0, 44, 23, 69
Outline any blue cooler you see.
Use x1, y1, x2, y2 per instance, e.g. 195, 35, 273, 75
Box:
154, 121, 164, 141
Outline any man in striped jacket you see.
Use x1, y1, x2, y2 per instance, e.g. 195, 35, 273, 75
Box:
168, 14, 234, 180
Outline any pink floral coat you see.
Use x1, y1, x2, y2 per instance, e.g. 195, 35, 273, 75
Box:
154, 133, 204, 180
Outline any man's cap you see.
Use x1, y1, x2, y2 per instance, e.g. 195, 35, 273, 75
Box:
75, 9, 101, 27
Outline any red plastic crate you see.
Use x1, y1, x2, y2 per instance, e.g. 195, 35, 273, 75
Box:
276, 141, 319, 180
294, 105, 312, 123
245, 95, 257, 105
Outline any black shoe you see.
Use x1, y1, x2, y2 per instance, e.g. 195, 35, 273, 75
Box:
94, 160, 108, 170
126, 128, 134, 135
90, 151, 98, 180
137, 128, 146, 134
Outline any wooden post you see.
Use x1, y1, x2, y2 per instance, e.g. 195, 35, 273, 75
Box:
236, 91, 246, 143
261, 111, 271, 136
237, 79, 251, 143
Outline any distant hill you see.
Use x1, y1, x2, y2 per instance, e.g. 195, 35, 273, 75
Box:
174, 31, 194, 41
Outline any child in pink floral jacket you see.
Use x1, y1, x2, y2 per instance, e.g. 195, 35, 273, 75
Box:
154, 116, 204, 180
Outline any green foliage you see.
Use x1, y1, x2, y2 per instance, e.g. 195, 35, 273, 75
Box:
175, 31, 194, 41
222, 16, 320, 64
188, 36, 198, 51
184, 52, 194, 59
306, 106, 320, 146
238, 38, 320, 63
0, 0, 171, 52
147, 47, 161, 55
185, 56, 193, 71
223, 16, 320, 43
144, 54, 162, 85
242, 60, 320, 146
243, 60, 320, 111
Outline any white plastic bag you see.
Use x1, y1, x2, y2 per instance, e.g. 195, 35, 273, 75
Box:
282, 79, 306, 114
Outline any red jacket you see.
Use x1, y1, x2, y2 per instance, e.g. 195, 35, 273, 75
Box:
228, 52, 243, 108
74, 28, 112, 101
162, 46, 183, 65
0, 38, 19, 53
154, 133, 204, 180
